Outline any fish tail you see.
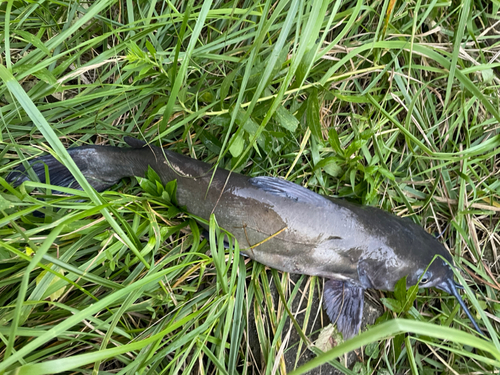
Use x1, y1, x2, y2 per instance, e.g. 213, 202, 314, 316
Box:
7, 138, 159, 192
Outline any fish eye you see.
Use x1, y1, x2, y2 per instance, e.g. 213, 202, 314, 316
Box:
420, 271, 432, 285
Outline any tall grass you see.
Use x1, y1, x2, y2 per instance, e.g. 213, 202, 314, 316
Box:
1, 0, 499, 374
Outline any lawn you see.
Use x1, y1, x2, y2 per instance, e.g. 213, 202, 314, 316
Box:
1, 0, 499, 374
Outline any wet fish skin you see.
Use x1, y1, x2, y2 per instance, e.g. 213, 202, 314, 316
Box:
7, 137, 482, 338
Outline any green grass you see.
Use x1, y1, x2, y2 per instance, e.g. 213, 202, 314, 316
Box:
1, 0, 500, 374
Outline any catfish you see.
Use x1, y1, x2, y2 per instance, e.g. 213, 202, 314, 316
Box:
7, 137, 483, 338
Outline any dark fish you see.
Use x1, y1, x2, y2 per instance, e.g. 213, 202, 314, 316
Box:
7, 137, 483, 339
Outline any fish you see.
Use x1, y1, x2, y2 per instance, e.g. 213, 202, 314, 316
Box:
7, 136, 483, 339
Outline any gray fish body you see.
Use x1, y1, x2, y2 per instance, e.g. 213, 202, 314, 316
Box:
104, 142, 451, 289
8, 138, 481, 338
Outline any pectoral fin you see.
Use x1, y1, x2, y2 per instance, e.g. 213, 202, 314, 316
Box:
323, 279, 364, 339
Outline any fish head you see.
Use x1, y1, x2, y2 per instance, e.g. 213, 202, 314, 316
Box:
357, 243, 483, 334
406, 258, 483, 335
357, 248, 453, 291
406, 258, 454, 289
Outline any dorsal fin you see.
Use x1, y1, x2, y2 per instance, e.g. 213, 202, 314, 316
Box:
124, 136, 147, 148
249, 176, 330, 206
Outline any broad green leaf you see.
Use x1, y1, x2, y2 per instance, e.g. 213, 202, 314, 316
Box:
381, 297, 402, 314
307, 88, 322, 142
229, 134, 244, 158
274, 105, 299, 132
394, 276, 407, 303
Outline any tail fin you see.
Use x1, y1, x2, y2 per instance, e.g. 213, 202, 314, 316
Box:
7, 145, 127, 192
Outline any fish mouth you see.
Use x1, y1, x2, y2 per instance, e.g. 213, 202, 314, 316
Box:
436, 278, 483, 335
